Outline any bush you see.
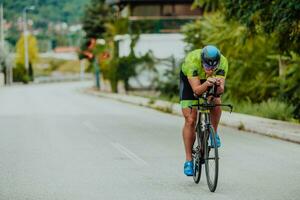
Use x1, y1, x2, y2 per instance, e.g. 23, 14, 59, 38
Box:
258, 100, 295, 121
280, 53, 300, 120
227, 98, 295, 121
117, 54, 139, 90
13, 63, 29, 83
181, 13, 278, 103
102, 51, 155, 93
49, 59, 66, 71
155, 56, 180, 100
181, 12, 300, 122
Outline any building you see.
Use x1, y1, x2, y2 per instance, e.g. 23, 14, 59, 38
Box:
107, 0, 201, 33
107, 0, 201, 89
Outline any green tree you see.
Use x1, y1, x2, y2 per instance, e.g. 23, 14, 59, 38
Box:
222, 0, 300, 119
16, 34, 39, 65
15, 34, 39, 82
280, 53, 300, 119
2, 0, 89, 50
182, 13, 278, 102
187, 0, 300, 120
117, 51, 155, 91
155, 56, 180, 101
104, 17, 129, 39
224, 0, 300, 55
3, 0, 87, 24
82, 0, 114, 39
192, 0, 223, 12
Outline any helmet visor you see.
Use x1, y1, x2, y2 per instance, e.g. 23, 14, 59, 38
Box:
202, 62, 219, 70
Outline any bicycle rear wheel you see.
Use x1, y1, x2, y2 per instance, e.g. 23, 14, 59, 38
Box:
204, 125, 219, 192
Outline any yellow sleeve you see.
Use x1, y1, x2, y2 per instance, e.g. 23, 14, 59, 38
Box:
182, 51, 200, 78
215, 56, 228, 79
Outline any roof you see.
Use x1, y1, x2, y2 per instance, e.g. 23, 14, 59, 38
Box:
54, 47, 78, 53
107, 0, 194, 5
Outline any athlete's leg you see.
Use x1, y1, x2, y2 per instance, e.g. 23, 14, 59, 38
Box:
182, 108, 197, 161
210, 97, 222, 132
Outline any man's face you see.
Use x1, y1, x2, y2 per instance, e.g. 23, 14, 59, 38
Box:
204, 68, 214, 76
203, 64, 216, 76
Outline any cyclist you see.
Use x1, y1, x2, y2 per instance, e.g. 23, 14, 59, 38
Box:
180, 45, 228, 176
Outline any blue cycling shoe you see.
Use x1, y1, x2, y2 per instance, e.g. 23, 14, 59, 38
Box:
210, 132, 221, 148
184, 161, 194, 176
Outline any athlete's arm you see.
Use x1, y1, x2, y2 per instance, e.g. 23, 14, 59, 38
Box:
214, 55, 228, 95
216, 77, 225, 95
188, 77, 215, 96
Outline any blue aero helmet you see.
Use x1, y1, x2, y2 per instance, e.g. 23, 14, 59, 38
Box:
201, 45, 221, 70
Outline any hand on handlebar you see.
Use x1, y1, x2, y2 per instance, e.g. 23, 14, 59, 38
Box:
207, 78, 221, 98
207, 77, 222, 85
215, 78, 222, 86
206, 77, 217, 87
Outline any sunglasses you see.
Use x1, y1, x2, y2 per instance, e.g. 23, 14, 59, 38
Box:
203, 63, 218, 71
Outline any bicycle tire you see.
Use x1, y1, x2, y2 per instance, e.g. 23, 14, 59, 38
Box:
204, 125, 219, 192
193, 127, 203, 184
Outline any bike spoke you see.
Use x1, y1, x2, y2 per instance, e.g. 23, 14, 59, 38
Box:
207, 157, 219, 160
205, 127, 219, 192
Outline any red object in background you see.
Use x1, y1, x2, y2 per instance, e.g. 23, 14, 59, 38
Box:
83, 51, 94, 60
54, 46, 78, 53
81, 38, 97, 60
88, 38, 96, 50
100, 51, 110, 61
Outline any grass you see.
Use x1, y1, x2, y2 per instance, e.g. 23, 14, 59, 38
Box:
33, 57, 89, 76
158, 95, 179, 104
223, 98, 296, 122
130, 90, 297, 122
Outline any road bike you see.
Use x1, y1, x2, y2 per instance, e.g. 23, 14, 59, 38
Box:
191, 85, 233, 192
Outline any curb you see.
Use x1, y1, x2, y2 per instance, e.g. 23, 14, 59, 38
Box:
34, 74, 93, 84
85, 89, 300, 144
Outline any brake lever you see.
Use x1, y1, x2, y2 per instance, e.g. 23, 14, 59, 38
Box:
215, 103, 233, 113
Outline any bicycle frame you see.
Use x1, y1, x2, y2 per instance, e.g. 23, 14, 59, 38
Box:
190, 85, 233, 191
193, 98, 233, 150
193, 90, 233, 132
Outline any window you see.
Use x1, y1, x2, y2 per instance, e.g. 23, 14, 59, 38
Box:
175, 4, 200, 15
130, 4, 201, 17
162, 4, 173, 16
132, 5, 160, 16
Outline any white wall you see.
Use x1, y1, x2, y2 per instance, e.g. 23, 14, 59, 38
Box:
116, 33, 187, 88
117, 33, 186, 59
40, 52, 78, 61
0, 72, 4, 86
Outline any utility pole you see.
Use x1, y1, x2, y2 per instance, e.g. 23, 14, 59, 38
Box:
23, 6, 35, 72
0, 4, 10, 85
0, 4, 4, 48
23, 8, 29, 71
80, 59, 85, 81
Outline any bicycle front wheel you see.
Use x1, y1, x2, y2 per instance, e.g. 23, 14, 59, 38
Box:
204, 125, 219, 192
193, 126, 203, 184
193, 149, 202, 183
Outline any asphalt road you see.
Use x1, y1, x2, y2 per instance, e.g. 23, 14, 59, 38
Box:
0, 81, 299, 200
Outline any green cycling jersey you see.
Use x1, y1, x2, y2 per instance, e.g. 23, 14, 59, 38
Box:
181, 49, 228, 79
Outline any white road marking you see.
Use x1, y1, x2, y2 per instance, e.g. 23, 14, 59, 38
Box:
83, 121, 148, 166
111, 142, 148, 166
